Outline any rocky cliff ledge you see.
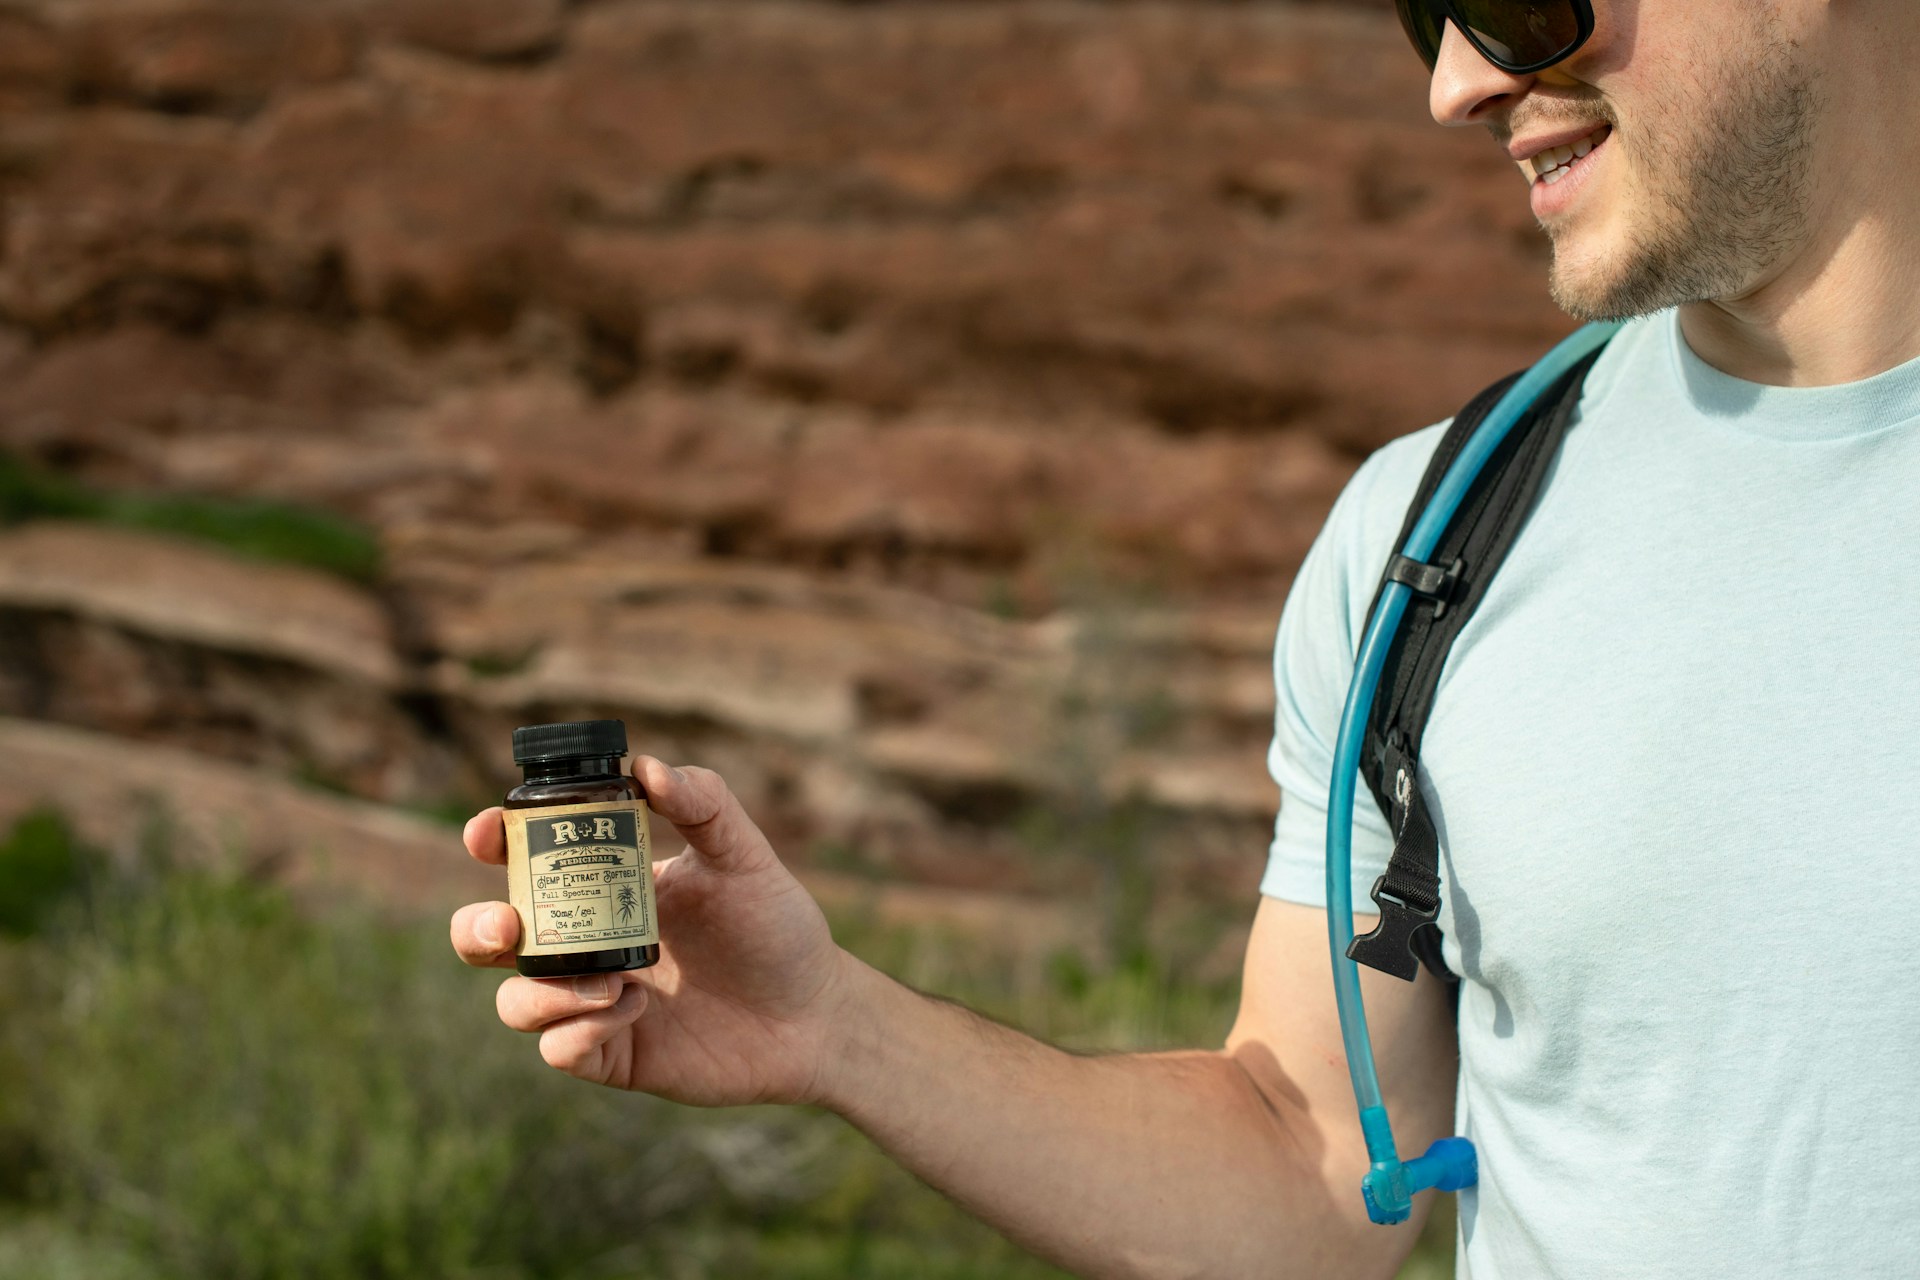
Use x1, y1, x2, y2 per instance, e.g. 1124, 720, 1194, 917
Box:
0, 0, 1569, 907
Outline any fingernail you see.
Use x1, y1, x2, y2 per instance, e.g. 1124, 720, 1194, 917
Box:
476, 914, 503, 951
573, 975, 611, 1002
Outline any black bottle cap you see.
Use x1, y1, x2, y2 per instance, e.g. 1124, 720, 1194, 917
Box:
512, 719, 628, 765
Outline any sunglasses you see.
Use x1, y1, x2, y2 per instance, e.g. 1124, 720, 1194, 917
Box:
1394, 0, 1596, 75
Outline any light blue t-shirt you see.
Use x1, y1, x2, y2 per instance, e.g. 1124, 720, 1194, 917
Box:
1262, 309, 1920, 1278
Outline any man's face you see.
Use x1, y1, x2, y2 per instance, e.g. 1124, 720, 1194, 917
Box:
1430, 1, 1824, 321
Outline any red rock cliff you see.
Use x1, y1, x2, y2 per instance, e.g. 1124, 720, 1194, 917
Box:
0, 0, 1571, 905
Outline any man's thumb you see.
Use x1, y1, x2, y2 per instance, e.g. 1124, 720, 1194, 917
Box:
634, 757, 774, 874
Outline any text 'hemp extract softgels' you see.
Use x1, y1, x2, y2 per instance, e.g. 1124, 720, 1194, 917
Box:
504, 719, 661, 979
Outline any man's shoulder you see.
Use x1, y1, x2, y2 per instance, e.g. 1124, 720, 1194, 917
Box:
1334, 310, 1670, 555
1303, 312, 1672, 646
1315, 421, 1447, 591
1356, 420, 1449, 512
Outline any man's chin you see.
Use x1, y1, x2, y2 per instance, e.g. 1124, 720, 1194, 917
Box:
1545, 236, 1669, 324
1546, 261, 1624, 322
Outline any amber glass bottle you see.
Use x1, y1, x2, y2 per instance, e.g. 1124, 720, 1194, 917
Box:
503, 719, 661, 979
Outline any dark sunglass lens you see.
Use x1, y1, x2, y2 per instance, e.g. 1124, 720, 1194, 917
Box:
1451, 0, 1581, 69
1394, 0, 1445, 70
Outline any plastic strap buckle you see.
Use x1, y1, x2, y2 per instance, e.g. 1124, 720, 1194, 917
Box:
1384, 554, 1463, 619
1346, 876, 1440, 983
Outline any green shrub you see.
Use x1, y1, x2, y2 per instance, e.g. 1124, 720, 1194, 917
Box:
0, 808, 92, 937
0, 856, 1074, 1279
22, 873, 515, 1278
0, 452, 382, 583
102, 492, 383, 584
0, 1213, 160, 1280
0, 456, 100, 525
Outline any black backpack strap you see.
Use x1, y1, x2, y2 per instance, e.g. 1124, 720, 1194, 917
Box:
1345, 347, 1606, 983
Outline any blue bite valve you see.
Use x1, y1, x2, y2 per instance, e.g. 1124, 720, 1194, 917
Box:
1360, 1137, 1478, 1226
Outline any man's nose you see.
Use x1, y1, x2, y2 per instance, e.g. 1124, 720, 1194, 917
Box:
1429, 18, 1534, 126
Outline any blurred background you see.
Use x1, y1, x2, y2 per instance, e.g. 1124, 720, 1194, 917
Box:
0, 0, 1568, 1275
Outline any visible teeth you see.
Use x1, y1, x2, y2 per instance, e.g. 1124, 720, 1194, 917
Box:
1530, 128, 1607, 177
1543, 168, 1566, 185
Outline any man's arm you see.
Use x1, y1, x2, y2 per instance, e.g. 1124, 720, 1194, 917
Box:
451, 760, 1458, 1280
821, 896, 1458, 1280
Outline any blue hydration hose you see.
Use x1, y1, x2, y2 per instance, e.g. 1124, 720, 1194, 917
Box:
1325, 320, 1621, 1225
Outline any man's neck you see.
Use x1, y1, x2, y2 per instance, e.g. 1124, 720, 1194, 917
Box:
1676, 13, 1920, 390
1677, 212, 1920, 388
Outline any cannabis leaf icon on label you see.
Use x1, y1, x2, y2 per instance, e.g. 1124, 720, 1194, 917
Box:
617, 885, 639, 923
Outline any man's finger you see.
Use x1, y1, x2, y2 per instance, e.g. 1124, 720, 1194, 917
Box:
635, 757, 776, 875
451, 901, 521, 968
539, 982, 649, 1082
496, 971, 628, 1033
463, 808, 508, 866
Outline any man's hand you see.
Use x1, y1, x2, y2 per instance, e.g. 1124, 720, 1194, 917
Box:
449, 757, 849, 1107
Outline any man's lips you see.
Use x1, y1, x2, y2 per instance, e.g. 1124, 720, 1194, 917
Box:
1507, 122, 1613, 164
1528, 127, 1608, 217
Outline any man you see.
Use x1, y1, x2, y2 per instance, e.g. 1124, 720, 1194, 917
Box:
451, 2, 1920, 1274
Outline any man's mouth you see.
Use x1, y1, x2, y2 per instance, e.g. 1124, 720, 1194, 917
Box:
1525, 124, 1612, 187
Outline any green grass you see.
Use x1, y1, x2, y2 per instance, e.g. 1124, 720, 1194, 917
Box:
0, 811, 1454, 1279
0, 453, 382, 583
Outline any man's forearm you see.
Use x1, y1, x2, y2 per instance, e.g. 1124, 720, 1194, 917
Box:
814, 953, 1383, 1280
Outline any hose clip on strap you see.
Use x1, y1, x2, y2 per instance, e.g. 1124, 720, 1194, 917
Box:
1383, 553, 1464, 619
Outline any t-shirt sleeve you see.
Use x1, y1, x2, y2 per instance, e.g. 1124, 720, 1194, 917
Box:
1260, 424, 1448, 908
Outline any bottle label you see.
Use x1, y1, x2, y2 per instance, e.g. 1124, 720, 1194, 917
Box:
505, 798, 658, 956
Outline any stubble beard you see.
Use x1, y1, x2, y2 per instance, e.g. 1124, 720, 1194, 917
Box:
1545, 33, 1821, 322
